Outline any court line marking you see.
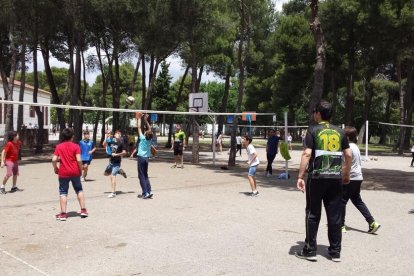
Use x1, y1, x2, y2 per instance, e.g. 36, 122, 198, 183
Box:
0, 247, 49, 275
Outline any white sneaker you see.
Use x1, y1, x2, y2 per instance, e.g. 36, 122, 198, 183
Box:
107, 192, 116, 198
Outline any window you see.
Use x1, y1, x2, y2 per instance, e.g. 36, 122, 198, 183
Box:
30, 106, 35, 117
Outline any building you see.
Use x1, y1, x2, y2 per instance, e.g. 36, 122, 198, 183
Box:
0, 78, 51, 134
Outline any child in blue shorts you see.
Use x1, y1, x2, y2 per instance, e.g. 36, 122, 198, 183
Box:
243, 135, 260, 196
52, 128, 88, 221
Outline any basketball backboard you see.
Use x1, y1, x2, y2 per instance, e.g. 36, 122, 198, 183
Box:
189, 92, 208, 112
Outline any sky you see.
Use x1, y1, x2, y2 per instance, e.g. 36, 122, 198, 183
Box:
30, 0, 290, 85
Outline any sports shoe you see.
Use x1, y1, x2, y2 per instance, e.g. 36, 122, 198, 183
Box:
251, 191, 259, 197
329, 253, 341, 262
143, 193, 152, 199
409, 209, 414, 214
107, 192, 116, 198
55, 213, 68, 221
10, 186, 22, 193
0, 188, 6, 194
171, 164, 177, 168
368, 221, 381, 234
341, 226, 347, 233
295, 250, 317, 262
80, 208, 88, 218
119, 169, 127, 178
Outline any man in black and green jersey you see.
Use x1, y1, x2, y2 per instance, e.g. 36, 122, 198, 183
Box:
171, 124, 186, 168
295, 100, 352, 263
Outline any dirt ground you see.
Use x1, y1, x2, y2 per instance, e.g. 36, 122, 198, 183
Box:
0, 145, 413, 275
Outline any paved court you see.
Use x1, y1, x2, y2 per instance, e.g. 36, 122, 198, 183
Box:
0, 147, 413, 275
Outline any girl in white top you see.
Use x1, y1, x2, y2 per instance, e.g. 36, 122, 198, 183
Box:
342, 126, 380, 234
243, 135, 260, 196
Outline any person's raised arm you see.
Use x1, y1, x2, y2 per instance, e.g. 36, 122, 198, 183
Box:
136, 112, 143, 136
143, 113, 151, 132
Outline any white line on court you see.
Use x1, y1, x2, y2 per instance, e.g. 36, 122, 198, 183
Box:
0, 248, 49, 275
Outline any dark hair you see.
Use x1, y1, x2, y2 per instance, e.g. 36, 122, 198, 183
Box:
313, 100, 332, 120
145, 130, 153, 140
344, 126, 358, 143
243, 135, 252, 144
114, 130, 121, 134
60, 128, 74, 142
7, 131, 18, 142
83, 130, 90, 135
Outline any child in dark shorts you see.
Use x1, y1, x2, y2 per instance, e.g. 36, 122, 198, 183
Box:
52, 128, 88, 221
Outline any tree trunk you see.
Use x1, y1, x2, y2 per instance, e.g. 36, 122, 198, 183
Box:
229, 0, 248, 167
330, 69, 338, 120
397, 58, 406, 155
97, 43, 109, 145
120, 56, 142, 131
93, 111, 100, 145
357, 78, 373, 145
141, 54, 147, 109
17, 44, 26, 134
32, 45, 44, 153
112, 44, 120, 131
190, 51, 199, 164
403, 61, 413, 148
41, 41, 65, 131
379, 90, 393, 144
308, 0, 326, 123
144, 59, 160, 110
217, 66, 232, 135
345, 49, 355, 125
130, 56, 142, 96
71, 44, 82, 142
196, 65, 204, 93
5, 31, 18, 132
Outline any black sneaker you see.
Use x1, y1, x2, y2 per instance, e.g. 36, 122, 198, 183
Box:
251, 191, 259, 197
10, 186, 22, 193
329, 253, 341, 262
295, 250, 317, 262
119, 169, 127, 178
0, 188, 6, 194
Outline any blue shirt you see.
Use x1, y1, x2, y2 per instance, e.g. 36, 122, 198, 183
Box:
106, 138, 112, 156
138, 134, 152, 158
79, 139, 95, 161
267, 136, 280, 155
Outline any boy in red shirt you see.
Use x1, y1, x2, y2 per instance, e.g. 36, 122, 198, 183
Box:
1, 131, 22, 194
52, 128, 88, 221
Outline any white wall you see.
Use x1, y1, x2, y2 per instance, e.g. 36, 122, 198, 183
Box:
0, 82, 51, 134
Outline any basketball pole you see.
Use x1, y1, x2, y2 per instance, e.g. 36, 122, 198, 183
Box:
212, 115, 217, 165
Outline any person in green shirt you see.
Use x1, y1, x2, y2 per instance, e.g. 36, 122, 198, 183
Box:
171, 124, 186, 168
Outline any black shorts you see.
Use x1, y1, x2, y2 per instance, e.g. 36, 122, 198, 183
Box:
174, 142, 183, 156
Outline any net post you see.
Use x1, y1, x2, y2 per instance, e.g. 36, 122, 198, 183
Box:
212, 115, 217, 165
284, 112, 288, 176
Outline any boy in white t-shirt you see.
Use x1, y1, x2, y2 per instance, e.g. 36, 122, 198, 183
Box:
242, 135, 260, 196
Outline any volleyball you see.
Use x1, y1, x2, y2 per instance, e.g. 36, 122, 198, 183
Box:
126, 96, 135, 105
